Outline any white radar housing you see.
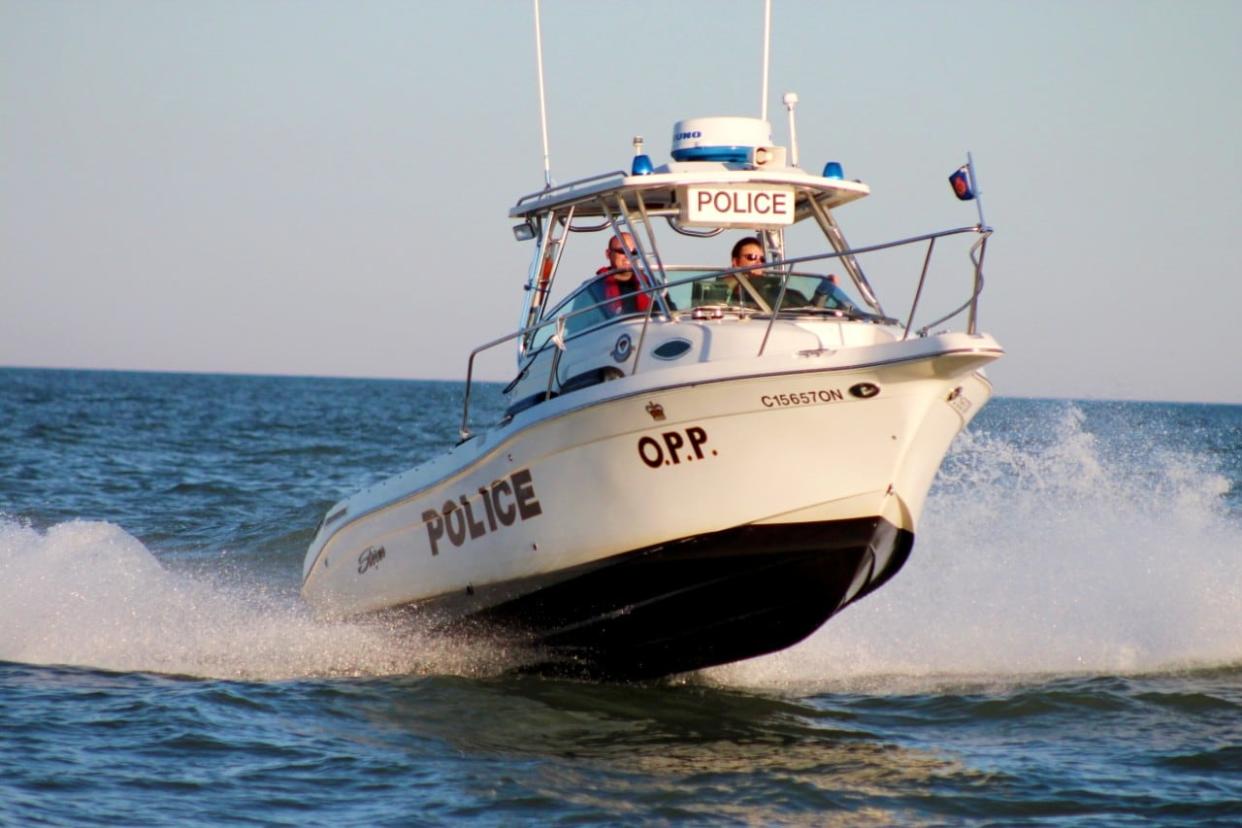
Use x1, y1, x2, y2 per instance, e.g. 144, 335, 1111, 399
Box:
671, 117, 773, 163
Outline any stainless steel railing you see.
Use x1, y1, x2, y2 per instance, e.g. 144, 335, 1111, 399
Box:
458, 224, 990, 440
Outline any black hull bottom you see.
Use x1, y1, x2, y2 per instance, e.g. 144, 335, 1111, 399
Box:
406, 516, 913, 681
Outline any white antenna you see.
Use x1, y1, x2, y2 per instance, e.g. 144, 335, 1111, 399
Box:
760, 0, 772, 120
782, 92, 799, 167
533, 0, 553, 188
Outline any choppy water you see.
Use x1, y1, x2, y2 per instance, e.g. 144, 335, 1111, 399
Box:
3, 368, 1241, 826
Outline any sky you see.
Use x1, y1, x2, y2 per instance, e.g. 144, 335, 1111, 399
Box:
3, 0, 1240, 403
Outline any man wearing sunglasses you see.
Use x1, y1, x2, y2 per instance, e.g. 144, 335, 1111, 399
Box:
592, 232, 651, 316
728, 236, 773, 305
730, 236, 767, 277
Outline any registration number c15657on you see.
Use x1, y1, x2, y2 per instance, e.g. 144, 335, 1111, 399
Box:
760, 388, 844, 408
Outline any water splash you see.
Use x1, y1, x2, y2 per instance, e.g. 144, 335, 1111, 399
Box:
5, 401, 1239, 689
0, 519, 509, 681
709, 403, 1242, 691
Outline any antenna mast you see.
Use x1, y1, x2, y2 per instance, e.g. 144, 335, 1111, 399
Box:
760, 0, 772, 120
533, 0, 552, 188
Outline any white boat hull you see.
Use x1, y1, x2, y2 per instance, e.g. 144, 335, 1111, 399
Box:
302, 331, 998, 678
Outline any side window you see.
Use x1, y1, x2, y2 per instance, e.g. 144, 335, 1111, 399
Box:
564, 287, 609, 336
528, 324, 553, 352
528, 293, 572, 351
530, 284, 610, 352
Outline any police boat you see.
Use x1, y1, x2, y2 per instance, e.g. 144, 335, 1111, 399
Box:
302, 114, 1003, 679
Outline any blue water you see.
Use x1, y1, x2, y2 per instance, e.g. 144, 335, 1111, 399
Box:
3, 367, 1241, 826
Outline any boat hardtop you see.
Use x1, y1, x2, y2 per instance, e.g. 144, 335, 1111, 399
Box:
509, 161, 871, 219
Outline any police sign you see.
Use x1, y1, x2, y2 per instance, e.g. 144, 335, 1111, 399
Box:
678, 184, 795, 229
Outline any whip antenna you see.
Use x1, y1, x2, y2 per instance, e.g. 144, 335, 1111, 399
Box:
533, 0, 553, 188
760, 0, 772, 120
783, 92, 800, 167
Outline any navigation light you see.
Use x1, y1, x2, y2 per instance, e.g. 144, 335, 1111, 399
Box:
631, 135, 654, 175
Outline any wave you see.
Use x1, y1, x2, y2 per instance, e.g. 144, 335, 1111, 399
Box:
5, 401, 1239, 689
708, 402, 1242, 692
0, 518, 510, 681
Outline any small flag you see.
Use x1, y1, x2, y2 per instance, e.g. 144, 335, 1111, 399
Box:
949, 165, 975, 200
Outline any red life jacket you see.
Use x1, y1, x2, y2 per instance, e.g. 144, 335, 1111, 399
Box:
594, 266, 651, 315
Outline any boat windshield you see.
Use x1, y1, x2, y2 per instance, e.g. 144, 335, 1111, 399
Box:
663, 268, 862, 313
526, 266, 868, 354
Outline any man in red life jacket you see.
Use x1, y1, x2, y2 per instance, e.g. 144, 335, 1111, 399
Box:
592, 232, 652, 316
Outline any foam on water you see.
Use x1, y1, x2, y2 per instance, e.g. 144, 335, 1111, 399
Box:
710, 403, 1242, 691
0, 519, 508, 681
4, 401, 1238, 688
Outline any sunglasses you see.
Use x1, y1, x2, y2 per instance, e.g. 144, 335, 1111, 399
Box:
739, 253, 765, 262
609, 247, 638, 256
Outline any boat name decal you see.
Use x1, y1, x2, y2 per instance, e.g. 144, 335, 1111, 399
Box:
637, 426, 715, 468
421, 469, 543, 556
357, 545, 386, 574
760, 389, 845, 408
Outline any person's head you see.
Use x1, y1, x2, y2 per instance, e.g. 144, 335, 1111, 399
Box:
731, 237, 765, 276
605, 233, 638, 278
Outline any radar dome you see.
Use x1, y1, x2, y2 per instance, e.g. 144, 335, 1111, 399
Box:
671, 117, 773, 163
